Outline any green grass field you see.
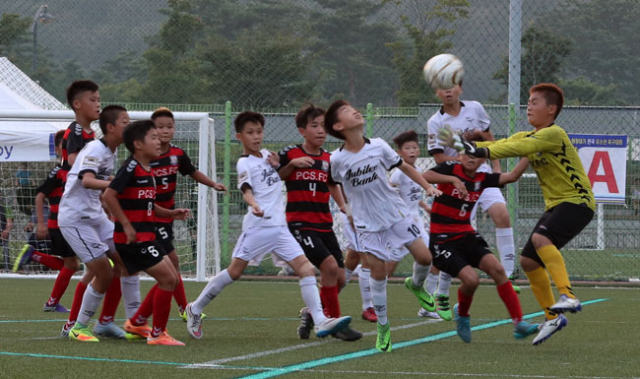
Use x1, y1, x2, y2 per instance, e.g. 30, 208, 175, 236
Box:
1, 278, 639, 379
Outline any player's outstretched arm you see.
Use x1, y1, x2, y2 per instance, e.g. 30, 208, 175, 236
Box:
277, 156, 314, 180
498, 158, 530, 185
103, 188, 136, 244
399, 162, 442, 197
241, 186, 264, 217
190, 170, 227, 192
422, 170, 468, 198
155, 204, 190, 220
328, 183, 346, 213
81, 172, 111, 190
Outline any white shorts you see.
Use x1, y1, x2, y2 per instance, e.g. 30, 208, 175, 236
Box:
357, 217, 421, 262
232, 225, 304, 266
390, 216, 430, 262
471, 187, 506, 220
341, 213, 360, 252
59, 219, 115, 263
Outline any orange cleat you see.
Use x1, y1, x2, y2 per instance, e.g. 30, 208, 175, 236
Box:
361, 307, 378, 323
124, 319, 151, 339
147, 331, 185, 346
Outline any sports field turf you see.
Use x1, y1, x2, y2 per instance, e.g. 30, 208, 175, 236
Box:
1, 278, 639, 379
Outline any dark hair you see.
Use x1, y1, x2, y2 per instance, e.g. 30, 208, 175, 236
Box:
392, 130, 419, 149
99, 105, 127, 135
323, 100, 350, 140
234, 111, 265, 133
123, 120, 156, 154
151, 107, 174, 120
66, 80, 99, 110
529, 83, 564, 119
54, 130, 65, 147
295, 104, 325, 129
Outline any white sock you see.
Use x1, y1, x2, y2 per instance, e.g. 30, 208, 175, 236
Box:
370, 278, 388, 325
299, 276, 326, 324
77, 284, 104, 326
344, 268, 354, 284
120, 276, 140, 320
436, 271, 452, 297
496, 227, 516, 277
359, 268, 373, 310
192, 269, 233, 315
426, 270, 439, 295
412, 262, 430, 288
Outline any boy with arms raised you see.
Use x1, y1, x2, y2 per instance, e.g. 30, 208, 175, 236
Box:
103, 120, 188, 346
277, 105, 361, 341
445, 83, 595, 345
388, 130, 452, 321
185, 111, 351, 340
149, 107, 227, 321
324, 100, 440, 352
423, 154, 537, 343
58, 105, 129, 341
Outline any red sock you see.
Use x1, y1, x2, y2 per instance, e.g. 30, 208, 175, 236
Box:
67, 282, 88, 324
173, 276, 188, 314
132, 284, 158, 326
457, 288, 474, 317
320, 285, 341, 318
98, 276, 121, 325
46, 267, 75, 306
31, 252, 64, 271
151, 288, 173, 338
497, 281, 523, 323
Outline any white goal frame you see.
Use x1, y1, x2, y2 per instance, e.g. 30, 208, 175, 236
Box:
0, 109, 220, 281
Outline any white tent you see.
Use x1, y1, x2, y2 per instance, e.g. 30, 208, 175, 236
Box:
0, 57, 68, 162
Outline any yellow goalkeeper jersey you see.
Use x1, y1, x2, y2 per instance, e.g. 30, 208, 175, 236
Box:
477, 124, 595, 211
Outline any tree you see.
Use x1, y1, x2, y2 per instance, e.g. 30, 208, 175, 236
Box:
386, 0, 470, 106
560, 77, 626, 106
493, 24, 572, 104
0, 13, 31, 62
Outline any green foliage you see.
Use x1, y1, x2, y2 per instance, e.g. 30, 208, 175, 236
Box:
0, 13, 31, 66
386, 0, 470, 106
560, 77, 626, 106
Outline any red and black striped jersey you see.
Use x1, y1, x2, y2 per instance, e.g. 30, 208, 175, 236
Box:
429, 162, 501, 243
61, 122, 95, 175
277, 145, 334, 231
149, 145, 196, 224
36, 164, 64, 229
109, 157, 157, 244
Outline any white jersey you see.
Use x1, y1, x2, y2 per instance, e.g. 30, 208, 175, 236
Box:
427, 100, 492, 173
58, 139, 116, 226
389, 167, 423, 218
237, 149, 286, 230
331, 138, 410, 232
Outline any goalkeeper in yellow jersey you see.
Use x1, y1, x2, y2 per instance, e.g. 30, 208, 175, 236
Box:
438, 83, 594, 346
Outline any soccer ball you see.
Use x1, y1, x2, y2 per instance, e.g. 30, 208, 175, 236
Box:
423, 53, 465, 90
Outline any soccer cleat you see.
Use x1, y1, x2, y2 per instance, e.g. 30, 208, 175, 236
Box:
404, 277, 436, 312
418, 308, 441, 319
314, 316, 351, 338
12, 245, 34, 272
69, 323, 99, 342
509, 272, 521, 294
185, 302, 203, 339
297, 307, 314, 340
43, 303, 70, 313
332, 326, 363, 341
434, 294, 453, 321
361, 307, 378, 323
549, 295, 582, 314
513, 321, 540, 339
375, 322, 392, 352
61, 321, 75, 338
147, 331, 185, 346
93, 322, 126, 339
453, 303, 471, 343
124, 319, 152, 339
533, 314, 568, 345
180, 309, 207, 322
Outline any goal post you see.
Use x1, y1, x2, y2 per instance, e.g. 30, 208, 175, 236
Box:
0, 109, 220, 281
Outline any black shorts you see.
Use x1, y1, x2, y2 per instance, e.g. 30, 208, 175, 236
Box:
430, 233, 492, 278
155, 223, 174, 255
521, 202, 594, 267
288, 226, 344, 269
49, 228, 75, 258
115, 241, 166, 275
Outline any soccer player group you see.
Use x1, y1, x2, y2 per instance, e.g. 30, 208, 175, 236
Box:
14, 79, 594, 350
